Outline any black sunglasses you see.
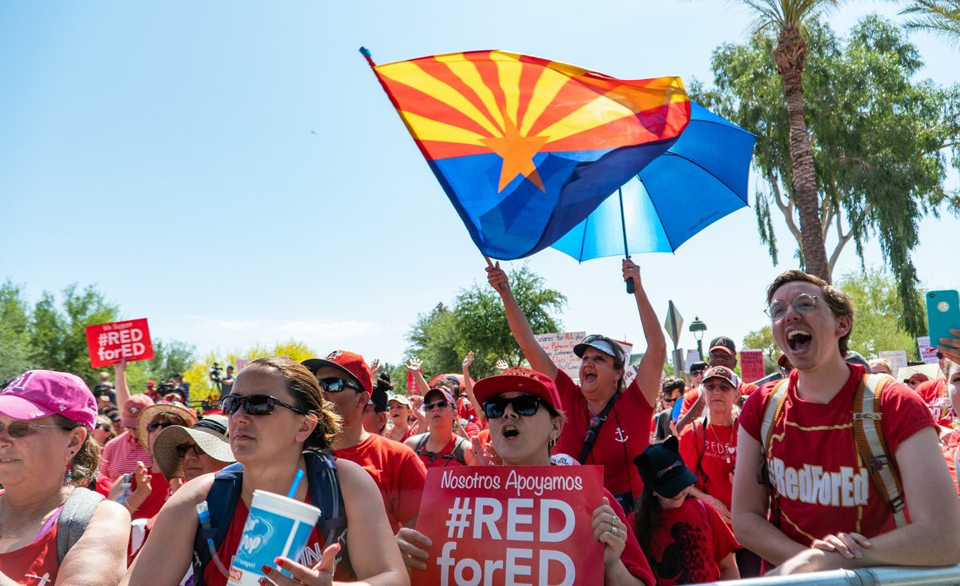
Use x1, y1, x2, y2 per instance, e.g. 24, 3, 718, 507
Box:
146, 421, 177, 433
0, 421, 62, 439
176, 443, 204, 458
221, 394, 309, 416
317, 377, 363, 393
424, 399, 451, 411
690, 369, 706, 375
482, 395, 543, 419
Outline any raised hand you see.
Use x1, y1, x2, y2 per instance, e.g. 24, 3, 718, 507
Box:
406, 358, 422, 373
622, 257, 641, 286
485, 260, 510, 293
462, 351, 475, 371
495, 359, 509, 371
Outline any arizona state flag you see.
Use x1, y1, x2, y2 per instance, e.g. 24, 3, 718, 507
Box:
364, 49, 690, 259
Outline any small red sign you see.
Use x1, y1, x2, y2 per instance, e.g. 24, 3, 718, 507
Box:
413, 466, 604, 585
739, 349, 766, 384
84, 318, 154, 367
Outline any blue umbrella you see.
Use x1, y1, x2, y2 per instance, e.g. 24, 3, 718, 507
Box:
551, 102, 756, 264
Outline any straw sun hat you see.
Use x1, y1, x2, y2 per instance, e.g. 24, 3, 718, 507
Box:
136, 403, 198, 447
152, 415, 236, 481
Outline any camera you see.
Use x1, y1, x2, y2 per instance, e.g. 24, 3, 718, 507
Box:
157, 382, 175, 394
209, 362, 223, 384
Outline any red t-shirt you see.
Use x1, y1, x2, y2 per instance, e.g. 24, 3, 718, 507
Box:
740, 382, 760, 397
335, 433, 427, 531
603, 488, 655, 586
130, 469, 171, 520
457, 397, 479, 424
917, 379, 953, 426
412, 434, 468, 469
917, 378, 946, 404
679, 421, 737, 512
740, 364, 935, 545
553, 370, 653, 499
679, 389, 699, 419
942, 430, 960, 498
630, 497, 738, 586
203, 495, 350, 586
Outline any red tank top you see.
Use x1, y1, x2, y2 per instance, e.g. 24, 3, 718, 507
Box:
203, 495, 349, 586
0, 522, 60, 585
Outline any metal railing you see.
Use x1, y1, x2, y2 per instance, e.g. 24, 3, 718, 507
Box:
700, 566, 960, 586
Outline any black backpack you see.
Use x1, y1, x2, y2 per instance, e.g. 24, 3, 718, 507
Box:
191, 450, 353, 584
414, 434, 469, 467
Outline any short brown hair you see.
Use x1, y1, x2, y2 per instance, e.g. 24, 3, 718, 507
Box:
245, 357, 341, 451
766, 270, 856, 354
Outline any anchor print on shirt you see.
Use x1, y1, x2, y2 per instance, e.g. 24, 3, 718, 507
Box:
615, 427, 629, 443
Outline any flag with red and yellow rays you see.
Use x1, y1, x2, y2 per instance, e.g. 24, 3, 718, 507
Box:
363, 48, 690, 260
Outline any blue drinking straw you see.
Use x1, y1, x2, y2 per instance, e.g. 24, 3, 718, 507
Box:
287, 469, 305, 498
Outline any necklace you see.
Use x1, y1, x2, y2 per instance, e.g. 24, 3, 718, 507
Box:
0, 491, 68, 542
707, 422, 736, 464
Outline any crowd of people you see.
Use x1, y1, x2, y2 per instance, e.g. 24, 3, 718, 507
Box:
1, 264, 960, 586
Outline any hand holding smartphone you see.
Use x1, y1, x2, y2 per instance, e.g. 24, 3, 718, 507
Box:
926, 290, 960, 361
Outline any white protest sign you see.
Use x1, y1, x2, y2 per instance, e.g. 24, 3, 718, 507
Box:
685, 350, 701, 372
917, 336, 940, 363
534, 331, 586, 379
878, 350, 908, 374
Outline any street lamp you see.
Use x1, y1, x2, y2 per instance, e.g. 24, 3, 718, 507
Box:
689, 317, 707, 361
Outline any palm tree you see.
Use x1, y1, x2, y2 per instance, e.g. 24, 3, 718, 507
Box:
737, 0, 841, 281
899, 0, 960, 46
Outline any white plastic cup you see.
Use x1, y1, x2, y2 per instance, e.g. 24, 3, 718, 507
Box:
227, 489, 321, 586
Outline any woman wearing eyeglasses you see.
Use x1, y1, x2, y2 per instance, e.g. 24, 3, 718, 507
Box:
123, 356, 407, 586
487, 258, 666, 513
108, 403, 197, 520
404, 387, 474, 468
0, 370, 130, 585
398, 368, 653, 584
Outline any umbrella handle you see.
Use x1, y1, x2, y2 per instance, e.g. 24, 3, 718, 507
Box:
626, 279, 635, 294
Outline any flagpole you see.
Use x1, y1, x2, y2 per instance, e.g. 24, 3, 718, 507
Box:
619, 188, 635, 294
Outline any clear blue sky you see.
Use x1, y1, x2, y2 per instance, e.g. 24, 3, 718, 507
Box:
2, 1, 957, 367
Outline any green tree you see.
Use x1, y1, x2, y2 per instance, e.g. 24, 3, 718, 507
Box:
406, 266, 566, 380
900, 0, 960, 46
719, 0, 842, 281
836, 269, 922, 360
696, 16, 960, 335
27, 284, 120, 386
0, 281, 33, 381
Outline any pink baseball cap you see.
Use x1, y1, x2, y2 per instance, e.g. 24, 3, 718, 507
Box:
0, 370, 98, 429
122, 394, 155, 428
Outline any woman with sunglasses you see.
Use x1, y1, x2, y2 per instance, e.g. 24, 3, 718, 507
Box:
398, 367, 654, 585
123, 356, 407, 586
0, 370, 130, 585
108, 403, 197, 520
404, 387, 474, 468
487, 259, 666, 512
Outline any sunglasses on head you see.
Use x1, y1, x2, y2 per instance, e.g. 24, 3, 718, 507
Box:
176, 443, 204, 458
0, 421, 62, 438
482, 395, 543, 419
147, 420, 178, 433
317, 377, 363, 393
221, 394, 308, 416
424, 399, 450, 411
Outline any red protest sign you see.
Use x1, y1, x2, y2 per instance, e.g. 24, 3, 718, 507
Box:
413, 466, 604, 586
84, 318, 154, 367
739, 349, 766, 383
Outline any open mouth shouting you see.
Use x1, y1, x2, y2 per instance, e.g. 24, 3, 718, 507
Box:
501, 424, 520, 440
786, 329, 813, 355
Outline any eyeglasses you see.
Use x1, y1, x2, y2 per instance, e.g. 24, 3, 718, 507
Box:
424, 400, 450, 411
0, 421, 62, 439
482, 395, 543, 419
317, 377, 363, 393
96, 424, 113, 432
690, 369, 705, 376
662, 397, 679, 404
221, 394, 308, 416
765, 293, 822, 320
176, 443, 204, 458
147, 421, 177, 433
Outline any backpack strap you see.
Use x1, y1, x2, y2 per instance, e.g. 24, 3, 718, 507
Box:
852, 374, 906, 528
56, 487, 105, 564
304, 451, 354, 579
757, 379, 790, 487
452, 436, 470, 466
192, 462, 244, 585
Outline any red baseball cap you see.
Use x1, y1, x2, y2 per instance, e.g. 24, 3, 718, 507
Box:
0, 370, 98, 429
472, 367, 563, 414
424, 387, 454, 405
122, 394, 155, 427
302, 350, 373, 394
702, 366, 738, 388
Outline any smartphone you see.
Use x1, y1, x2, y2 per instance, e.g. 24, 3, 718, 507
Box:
926, 290, 960, 348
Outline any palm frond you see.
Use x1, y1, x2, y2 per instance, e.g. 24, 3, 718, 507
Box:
900, 0, 960, 46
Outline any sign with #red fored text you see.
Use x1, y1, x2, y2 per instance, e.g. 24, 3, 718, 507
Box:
84, 318, 154, 367
413, 466, 604, 586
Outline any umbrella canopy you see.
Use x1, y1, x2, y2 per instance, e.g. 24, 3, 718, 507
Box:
551, 102, 756, 260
